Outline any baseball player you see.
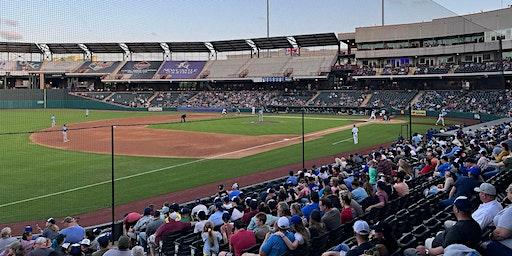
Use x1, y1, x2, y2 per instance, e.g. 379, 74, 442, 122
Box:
251, 107, 256, 115
436, 109, 447, 126
85, 109, 90, 118
258, 108, 264, 122
51, 114, 56, 127
221, 108, 227, 116
62, 124, 69, 143
180, 113, 187, 123
352, 124, 359, 144
369, 109, 376, 120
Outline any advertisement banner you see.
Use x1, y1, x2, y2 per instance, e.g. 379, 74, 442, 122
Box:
118, 61, 162, 79
17, 61, 42, 71
156, 61, 206, 79
74, 61, 120, 73
411, 110, 427, 116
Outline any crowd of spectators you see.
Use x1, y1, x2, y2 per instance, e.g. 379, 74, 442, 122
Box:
310, 91, 367, 108
269, 91, 317, 107
3, 117, 512, 256
151, 91, 197, 108
414, 65, 451, 75
184, 91, 280, 109
454, 62, 502, 73
381, 66, 409, 76
110, 92, 153, 108
367, 90, 417, 111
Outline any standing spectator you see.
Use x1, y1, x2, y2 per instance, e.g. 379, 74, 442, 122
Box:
60, 217, 85, 244
201, 222, 222, 256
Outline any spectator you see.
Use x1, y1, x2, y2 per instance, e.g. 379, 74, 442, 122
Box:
257, 217, 295, 256
241, 200, 259, 224
368, 160, 378, 185
201, 222, 223, 256
252, 213, 270, 242
194, 211, 208, 234
208, 202, 227, 227
393, 172, 410, 197
434, 156, 452, 177
439, 164, 481, 208
340, 195, 354, 224
481, 187, 512, 255
308, 210, 327, 239
4, 242, 24, 256
28, 237, 53, 256
219, 221, 255, 256
502, 183, 512, 208
37, 218, 59, 240
229, 183, 241, 200
301, 191, 320, 220
286, 171, 298, 186
220, 212, 234, 244
79, 239, 93, 256
472, 183, 503, 229
372, 221, 398, 256
154, 212, 192, 244
365, 181, 389, 212
145, 210, 163, 239
130, 246, 143, 256
21, 231, 35, 255
319, 197, 341, 232
91, 235, 110, 256
350, 180, 368, 204
102, 235, 130, 256
322, 220, 373, 256
60, 217, 85, 244
278, 215, 310, 253
0, 228, 18, 254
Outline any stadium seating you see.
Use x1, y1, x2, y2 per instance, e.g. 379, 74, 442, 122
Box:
269, 90, 316, 107
310, 90, 366, 107
202, 59, 250, 79
367, 90, 417, 110
109, 92, 154, 107
151, 91, 198, 108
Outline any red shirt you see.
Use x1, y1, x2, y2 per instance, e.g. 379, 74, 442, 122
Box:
340, 207, 353, 224
154, 220, 192, 244
229, 229, 256, 256
241, 210, 258, 224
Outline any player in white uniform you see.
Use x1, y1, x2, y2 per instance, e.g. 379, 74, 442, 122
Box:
251, 107, 256, 115
51, 114, 56, 127
258, 108, 264, 122
221, 108, 227, 116
85, 109, 90, 118
436, 109, 447, 126
352, 124, 359, 144
369, 110, 376, 120
62, 124, 69, 143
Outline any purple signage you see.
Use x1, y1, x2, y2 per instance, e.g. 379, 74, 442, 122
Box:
157, 61, 206, 79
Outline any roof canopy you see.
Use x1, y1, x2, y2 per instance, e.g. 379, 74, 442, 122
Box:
125, 42, 163, 53
251, 37, 293, 49
211, 39, 252, 52
0, 42, 41, 53
84, 43, 125, 53
46, 43, 84, 54
167, 42, 210, 52
293, 33, 339, 47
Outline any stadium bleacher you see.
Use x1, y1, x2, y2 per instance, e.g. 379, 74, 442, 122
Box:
310, 90, 366, 108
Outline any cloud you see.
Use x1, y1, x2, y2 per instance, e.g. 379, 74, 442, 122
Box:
1, 19, 19, 27
0, 31, 23, 40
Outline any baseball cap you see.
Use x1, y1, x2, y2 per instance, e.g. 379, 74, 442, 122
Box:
47, 218, 56, 224
24, 226, 33, 233
169, 212, 181, 221
453, 196, 472, 212
474, 183, 497, 196
290, 215, 302, 225
62, 216, 75, 223
143, 207, 152, 215
35, 237, 47, 244
117, 235, 130, 250
372, 221, 391, 233
80, 239, 91, 246
61, 243, 71, 249
468, 167, 480, 176
353, 220, 370, 235
97, 235, 111, 248
277, 217, 290, 229
161, 206, 170, 215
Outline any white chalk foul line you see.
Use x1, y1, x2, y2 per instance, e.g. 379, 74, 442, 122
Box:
0, 124, 349, 208
331, 137, 353, 145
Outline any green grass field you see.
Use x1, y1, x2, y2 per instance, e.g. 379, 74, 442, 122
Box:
0, 109, 441, 223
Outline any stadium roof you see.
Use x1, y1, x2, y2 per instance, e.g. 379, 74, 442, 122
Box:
84, 43, 125, 53
0, 42, 41, 53
210, 39, 253, 52
167, 42, 210, 52
251, 37, 293, 50
46, 43, 84, 54
125, 42, 164, 53
293, 33, 339, 47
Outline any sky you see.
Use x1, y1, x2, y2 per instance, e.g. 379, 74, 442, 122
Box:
0, 0, 510, 43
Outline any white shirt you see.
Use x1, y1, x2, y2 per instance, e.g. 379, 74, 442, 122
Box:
191, 204, 209, 216
352, 127, 359, 135
472, 200, 503, 229
194, 220, 208, 233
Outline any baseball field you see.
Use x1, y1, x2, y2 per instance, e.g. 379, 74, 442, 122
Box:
0, 109, 459, 226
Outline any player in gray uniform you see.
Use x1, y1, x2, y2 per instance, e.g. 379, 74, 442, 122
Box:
62, 124, 69, 143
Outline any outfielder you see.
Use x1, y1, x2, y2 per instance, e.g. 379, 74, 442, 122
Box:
221, 108, 227, 116
51, 114, 56, 127
85, 109, 90, 118
436, 109, 447, 126
62, 124, 69, 143
258, 108, 264, 122
369, 109, 376, 120
352, 124, 359, 144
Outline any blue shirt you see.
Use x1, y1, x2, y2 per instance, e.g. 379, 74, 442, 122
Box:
301, 202, 319, 220
60, 225, 85, 244
351, 187, 369, 203
228, 190, 241, 200
260, 231, 295, 256
208, 211, 225, 227
437, 163, 452, 177
453, 176, 481, 198
286, 176, 298, 186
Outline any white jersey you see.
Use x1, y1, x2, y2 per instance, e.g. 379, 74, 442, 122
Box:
222, 108, 227, 114
352, 127, 359, 135
251, 107, 256, 115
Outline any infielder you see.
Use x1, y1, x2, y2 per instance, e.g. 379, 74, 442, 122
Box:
251, 107, 256, 115
369, 109, 376, 120
62, 124, 69, 143
436, 109, 447, 126
352, 124, 359, 144
85, 109, 90, 118
258, 108, 264, 122
221, 108, 227, 116
51, 114, 56, 127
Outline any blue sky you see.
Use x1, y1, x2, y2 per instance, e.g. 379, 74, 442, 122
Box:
0, 0, 510, 43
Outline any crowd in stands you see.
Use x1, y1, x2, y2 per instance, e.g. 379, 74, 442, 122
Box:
3, 117, 512, 256
110, 92, 153, 108
310, 91, 367, 108
269, 90, 316, 107
367, 90, 417, 111
184, 91, 280, 109
414, 90, 511, 115
352, 66, 376, 76
151, 92, 197, 108
381, 66, 409, 76
414, 65, 451, 75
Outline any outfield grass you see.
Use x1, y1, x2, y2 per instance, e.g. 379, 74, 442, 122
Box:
0, 109, 439, 223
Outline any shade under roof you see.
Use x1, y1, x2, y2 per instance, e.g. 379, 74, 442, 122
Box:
167, 42, 210, 52
210, 39, 252, 52
251, 37, 293, 50
293, 33, 339, 47
0, 42, 41, 53
125, 42, 164, 53
84, 43, 125, 53
46, 43, 84, 54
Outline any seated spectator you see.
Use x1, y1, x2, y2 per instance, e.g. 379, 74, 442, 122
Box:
241, 200, 259, 224
154, 212, 192, 244
28, 237, 53, 256
322, 220, 373, 256
365, 181, 389, 212
191, 199, 209, 217
103, 235, 130, 256
4, 242, 24, 256
404, 196, 482, 256
37, 218, 59, 240
0, 227, 18, 254
502, 183, 512, 208
91, 235, 110, 256
60, 217, 85, 244
319, 197, 341, 232
301, 191, 320, 220
252, 213, 270, 242
220, 212, 234, 244
481, 187, 512, 255
286, 171, 298, 186
496, 143, 510, 162
439, 166, 481, 208
20, 230, 35, 255
350, 180, 368, 203
194, 211, 208, 234
472, 183, 503, 229
229, 183, 241, 200
219, 221, 256, 256
201, 221, 223, 256
308, 210, 327, 239
393, 172, 410, 197
257, 217, 295, 256
278, 215, 310, 254
437, 170, 456, 193
340, 195, 354, 224
208, 202, 227, 227
434, 156, 452, 177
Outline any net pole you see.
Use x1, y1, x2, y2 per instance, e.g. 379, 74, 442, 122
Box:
111, 125, 115, 241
